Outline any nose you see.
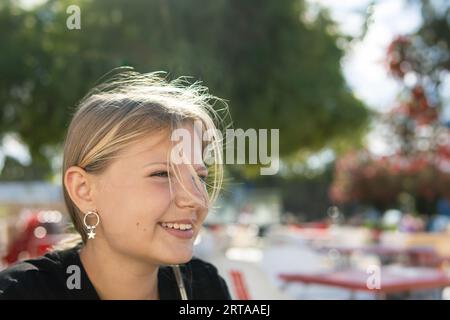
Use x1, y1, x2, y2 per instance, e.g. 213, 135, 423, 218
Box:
172, 171, 207, 210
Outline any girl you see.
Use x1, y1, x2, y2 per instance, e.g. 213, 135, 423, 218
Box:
0, 69, 231, 300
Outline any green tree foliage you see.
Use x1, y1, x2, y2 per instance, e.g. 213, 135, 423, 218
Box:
0, 0, 368, 180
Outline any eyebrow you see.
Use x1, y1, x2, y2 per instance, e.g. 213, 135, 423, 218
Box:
142, 161, 208, 172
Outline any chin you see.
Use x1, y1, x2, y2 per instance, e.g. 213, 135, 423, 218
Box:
158, 249, 193, 265
170, 252, 193, 265
159, 257, 192, 266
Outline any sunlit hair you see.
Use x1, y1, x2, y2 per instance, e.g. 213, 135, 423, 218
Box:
61, 67, 229, 243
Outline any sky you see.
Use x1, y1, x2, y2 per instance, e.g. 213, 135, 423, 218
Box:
336, 0, 422, 111
309, 0, 423, 156
0, 0, 427, 172
296, 0, 424, 162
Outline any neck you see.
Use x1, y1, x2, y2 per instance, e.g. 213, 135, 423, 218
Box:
79, 239, 160, 300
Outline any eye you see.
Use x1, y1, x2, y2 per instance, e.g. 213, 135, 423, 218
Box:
150, 171, 207, 182
150, 171, 169, 178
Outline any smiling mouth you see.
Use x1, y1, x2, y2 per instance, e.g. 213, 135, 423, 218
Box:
157, 219, 196, 239
159, 222, 193, 231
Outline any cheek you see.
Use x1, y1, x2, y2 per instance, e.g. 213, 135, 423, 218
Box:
97, 181, 172, 236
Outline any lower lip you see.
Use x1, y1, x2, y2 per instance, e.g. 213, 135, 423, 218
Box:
159, 224, 194, 239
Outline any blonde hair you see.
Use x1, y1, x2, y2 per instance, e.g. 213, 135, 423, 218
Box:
62, 68, 228, 243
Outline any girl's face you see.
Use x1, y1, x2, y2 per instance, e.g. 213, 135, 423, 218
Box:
90, 124, 209, 265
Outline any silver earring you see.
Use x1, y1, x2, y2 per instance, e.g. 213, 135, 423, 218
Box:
83, 210, 100, 240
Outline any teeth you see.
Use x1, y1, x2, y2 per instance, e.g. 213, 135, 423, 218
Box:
161, 222, 193, 230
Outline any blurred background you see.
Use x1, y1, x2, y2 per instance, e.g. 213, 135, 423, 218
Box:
0, 0, 449, 299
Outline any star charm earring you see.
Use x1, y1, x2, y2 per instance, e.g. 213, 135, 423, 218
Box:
83, 210, 100, 240
87, 228, 96, 239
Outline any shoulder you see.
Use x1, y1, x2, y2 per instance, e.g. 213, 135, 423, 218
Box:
0, 248, 77, 299
184, 257, 231, 300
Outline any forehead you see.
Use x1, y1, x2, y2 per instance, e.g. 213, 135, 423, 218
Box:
119, 125, 204, 165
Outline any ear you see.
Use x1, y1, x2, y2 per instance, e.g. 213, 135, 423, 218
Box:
64, 166, 98, 213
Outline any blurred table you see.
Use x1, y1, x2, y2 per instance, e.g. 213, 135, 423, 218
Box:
279, 265, 450, 299
318, 244, 441, 267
